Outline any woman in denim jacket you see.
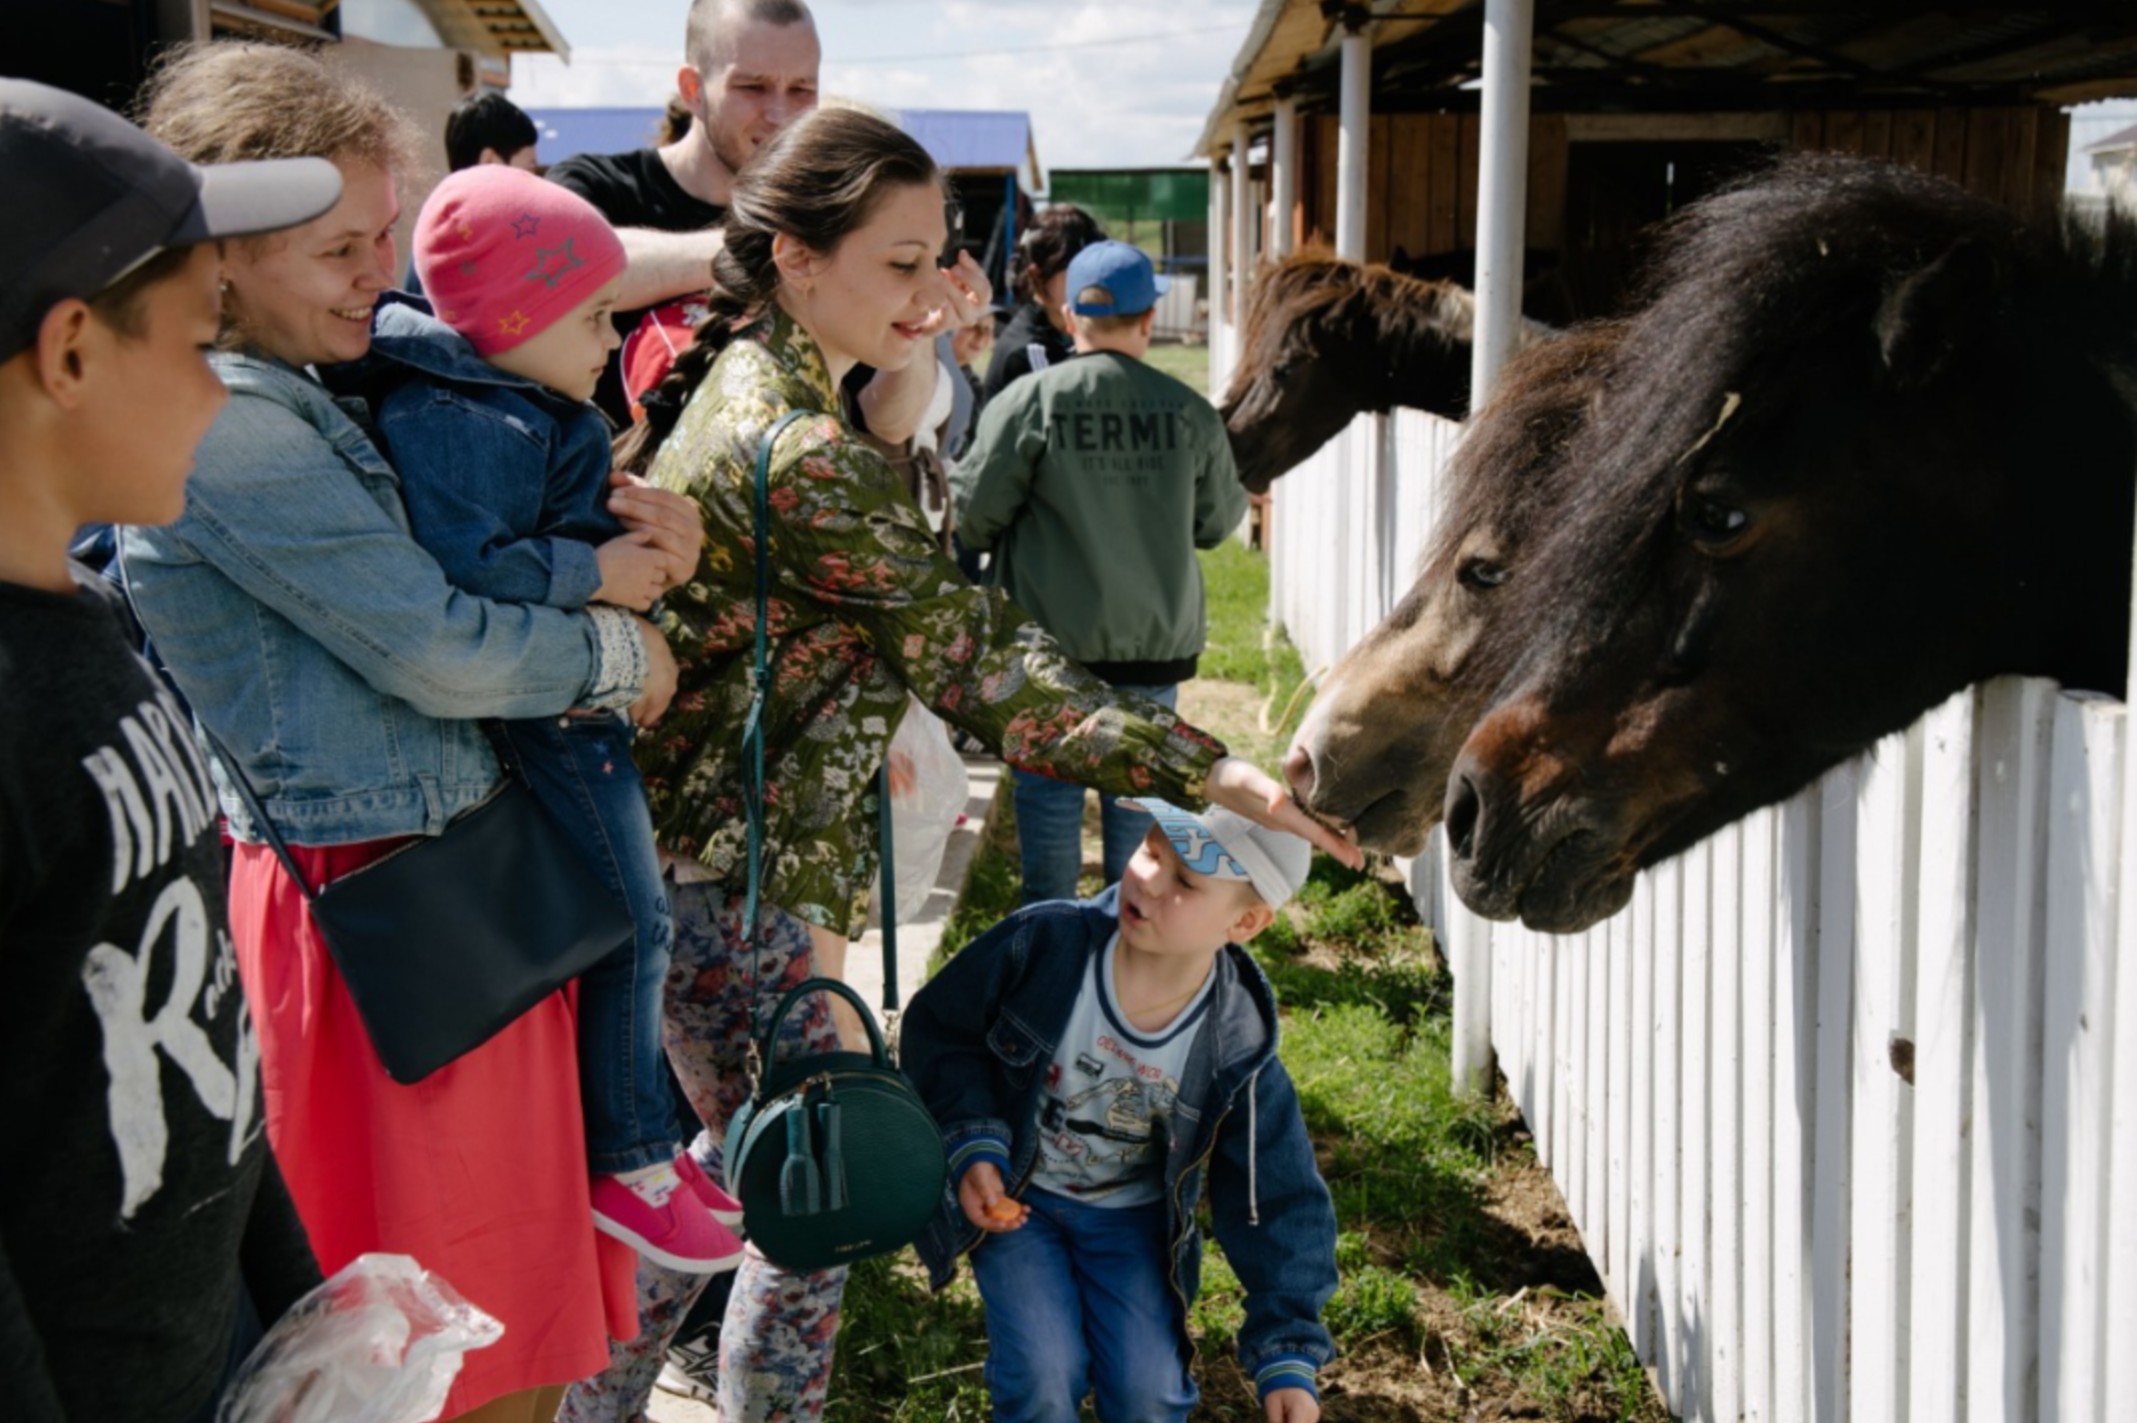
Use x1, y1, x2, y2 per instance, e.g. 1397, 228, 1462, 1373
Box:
119, 46, 695, 1423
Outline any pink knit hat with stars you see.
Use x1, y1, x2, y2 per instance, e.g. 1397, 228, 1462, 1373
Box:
413, 164, 626, 356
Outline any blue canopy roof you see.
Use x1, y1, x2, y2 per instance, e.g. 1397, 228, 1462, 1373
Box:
525, 106, 1035, 185
525, 107, 670, 162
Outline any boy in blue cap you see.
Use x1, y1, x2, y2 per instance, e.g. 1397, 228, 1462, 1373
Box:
902, 804, 1337, 1423
952, 239, 1248, 905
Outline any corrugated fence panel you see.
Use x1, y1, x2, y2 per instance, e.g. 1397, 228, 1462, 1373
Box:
2038, 694, 2123, 1423
1910, 690, 1976, 1423
1262, 388, 2133, 1423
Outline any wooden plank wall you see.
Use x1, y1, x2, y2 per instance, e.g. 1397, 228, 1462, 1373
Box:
1298, 111, 1569, 263
1292, 106, 2068, 263
1793, 106, 2071, 225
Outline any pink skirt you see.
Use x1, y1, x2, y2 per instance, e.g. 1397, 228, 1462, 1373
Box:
227, 839, 638, 1414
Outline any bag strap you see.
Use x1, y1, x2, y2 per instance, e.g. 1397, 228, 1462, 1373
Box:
196, 724, 322, 903
113, 547, 323, 901
741, 410, 904, 1059
743, 409, 813, 1047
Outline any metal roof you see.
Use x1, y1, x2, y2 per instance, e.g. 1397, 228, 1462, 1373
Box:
2088, 120, 2137, 155
412, 0, 568, 60
1200, 2, 2137, 156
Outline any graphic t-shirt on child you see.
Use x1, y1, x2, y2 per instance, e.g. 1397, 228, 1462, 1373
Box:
1030, 935, 1213, 1206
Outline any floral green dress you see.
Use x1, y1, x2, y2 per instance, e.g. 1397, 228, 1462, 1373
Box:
641, 308, 1227, 937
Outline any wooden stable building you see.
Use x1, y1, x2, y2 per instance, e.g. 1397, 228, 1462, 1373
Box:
1199, 3, 2137, 372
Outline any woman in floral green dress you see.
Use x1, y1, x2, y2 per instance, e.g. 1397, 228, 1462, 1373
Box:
562, 108, 1357, 1423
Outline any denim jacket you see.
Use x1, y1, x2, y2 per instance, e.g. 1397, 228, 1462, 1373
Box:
356, 298, 622, 610
118, 345, 637, 846
903, 887, 1339, 1401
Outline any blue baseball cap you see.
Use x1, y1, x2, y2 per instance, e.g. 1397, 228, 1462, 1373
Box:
1065, 239, 1170, 318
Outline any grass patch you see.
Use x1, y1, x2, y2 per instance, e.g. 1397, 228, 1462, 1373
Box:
1141, 339, 1210, 396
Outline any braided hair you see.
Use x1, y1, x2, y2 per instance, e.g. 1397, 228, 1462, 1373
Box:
615, 106, 941, 475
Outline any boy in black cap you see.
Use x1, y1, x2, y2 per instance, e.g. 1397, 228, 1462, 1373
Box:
0, 77, 339, 1423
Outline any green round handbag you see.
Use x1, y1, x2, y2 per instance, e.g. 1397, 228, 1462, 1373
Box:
723, 977, 947, 1272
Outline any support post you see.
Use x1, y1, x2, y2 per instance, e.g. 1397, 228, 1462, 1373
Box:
1469, 0, 1535, 406
1335, 23, 1371, 261
1451, 0, 1534, 1100
1230, 118, 1252, 328
1208, 149, 1230, 389
1270, 96, 1299, 258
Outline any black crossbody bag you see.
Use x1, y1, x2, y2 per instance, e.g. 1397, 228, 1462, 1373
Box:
206, 725, 633, 1085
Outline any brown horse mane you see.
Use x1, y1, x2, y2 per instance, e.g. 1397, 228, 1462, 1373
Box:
1472, 153, 2137, 685
1230, 247, 1474, 392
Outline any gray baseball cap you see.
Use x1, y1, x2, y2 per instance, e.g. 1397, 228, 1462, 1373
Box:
0, 77, 343, 360
1124, 799, 1314, 910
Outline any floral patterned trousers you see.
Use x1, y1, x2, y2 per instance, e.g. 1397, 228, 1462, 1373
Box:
561, 879, 849, 1423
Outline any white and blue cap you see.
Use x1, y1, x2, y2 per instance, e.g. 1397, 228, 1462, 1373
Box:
1065, 238, 1171, 317
1125, 799, 1313, 910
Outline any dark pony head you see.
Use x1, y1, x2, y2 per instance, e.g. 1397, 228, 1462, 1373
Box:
1446, 153, 2137, 932
1283, 321, 1618, 854
1218, 249, 1481, 492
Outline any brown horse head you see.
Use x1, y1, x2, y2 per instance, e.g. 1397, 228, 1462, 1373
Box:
1281, 324, 1618, 855
1445, 155, 2137, 933
1219, 250, 1482, 493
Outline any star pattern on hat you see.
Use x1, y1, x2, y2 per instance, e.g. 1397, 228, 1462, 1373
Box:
497, 308, 530, 338
524, 237, 585, 289
456, 220, 475, 242
510, 212, 541, 239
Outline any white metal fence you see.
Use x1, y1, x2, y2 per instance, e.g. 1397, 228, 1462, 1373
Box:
1263, 408, 2137, 1422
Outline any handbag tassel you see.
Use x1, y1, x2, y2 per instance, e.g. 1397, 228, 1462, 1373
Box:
781, 1108, 822, 1215
818, 1099, 849, 1213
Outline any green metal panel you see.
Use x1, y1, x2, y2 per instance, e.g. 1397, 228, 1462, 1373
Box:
1048, 169, 1210, 223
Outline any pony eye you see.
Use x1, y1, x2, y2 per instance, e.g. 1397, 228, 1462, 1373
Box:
1457, 557, 1509, 590
1685, 498, 1751, 545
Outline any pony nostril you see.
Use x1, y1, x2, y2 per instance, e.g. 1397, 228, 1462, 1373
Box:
1445, 772, 1483, 862
1282, 744, 1317, 804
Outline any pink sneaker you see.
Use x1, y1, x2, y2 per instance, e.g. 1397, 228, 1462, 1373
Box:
675, 1150, 746, 1229
591, 1165, 743, 1274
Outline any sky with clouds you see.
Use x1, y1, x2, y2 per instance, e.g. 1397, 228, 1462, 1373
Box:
497, 0, 1257, 174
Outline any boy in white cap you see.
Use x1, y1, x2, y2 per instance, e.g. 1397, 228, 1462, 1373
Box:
902, 807, 1338, 1423
952, 239, 1248, 908
0, 77, 339, 1421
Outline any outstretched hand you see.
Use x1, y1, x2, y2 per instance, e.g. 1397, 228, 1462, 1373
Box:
1204, 756, 1363, 869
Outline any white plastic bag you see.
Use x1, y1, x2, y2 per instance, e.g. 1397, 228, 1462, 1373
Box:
217, 1253, 503, 1423
883, 699, 969, 918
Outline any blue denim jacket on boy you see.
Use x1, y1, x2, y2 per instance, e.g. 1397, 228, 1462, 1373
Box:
903, 887, 1339, 1401
119, 340, 639, 846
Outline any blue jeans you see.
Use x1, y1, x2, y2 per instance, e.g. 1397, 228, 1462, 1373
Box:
969, 1190, 1198, 1423
502, 712, 678, 1173
1013, 683, 1178, 905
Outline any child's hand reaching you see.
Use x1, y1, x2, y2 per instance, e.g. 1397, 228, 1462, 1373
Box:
594, 533, 670, 611
957, 1162, 1027, 1233
1263, 1387, 1320, 1423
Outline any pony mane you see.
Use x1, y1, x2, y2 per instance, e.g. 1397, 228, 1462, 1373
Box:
1477, 152, 2137, 684
1422, 321, 1620, 579
1234, 247, 1474, 373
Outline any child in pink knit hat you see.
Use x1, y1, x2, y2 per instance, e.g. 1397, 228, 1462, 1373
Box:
355, 163, 743, 1275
